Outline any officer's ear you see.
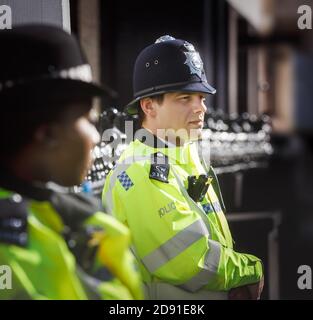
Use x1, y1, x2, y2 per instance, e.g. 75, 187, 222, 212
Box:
140, 97, 157, 118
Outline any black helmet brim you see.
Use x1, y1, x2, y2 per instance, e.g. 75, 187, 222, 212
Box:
1, 78, 112, 101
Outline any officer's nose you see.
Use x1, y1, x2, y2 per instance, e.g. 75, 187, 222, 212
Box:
192, 95, 207, 114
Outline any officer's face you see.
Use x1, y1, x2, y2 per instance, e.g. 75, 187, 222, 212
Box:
154, 92, 207, 141
40, 101, 100, 186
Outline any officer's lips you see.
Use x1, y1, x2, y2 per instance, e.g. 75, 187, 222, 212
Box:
188, 119, 204, 127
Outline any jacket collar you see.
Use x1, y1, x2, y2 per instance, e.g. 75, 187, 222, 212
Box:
0, 165, 55, 201
135, 128, 196, 165
0, 165, 100, 229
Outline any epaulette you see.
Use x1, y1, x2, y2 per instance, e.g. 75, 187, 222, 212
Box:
0, 195, 28, 247
149, 152, 170, 183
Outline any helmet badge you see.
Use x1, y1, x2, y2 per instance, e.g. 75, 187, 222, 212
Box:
183, 41, 203, 79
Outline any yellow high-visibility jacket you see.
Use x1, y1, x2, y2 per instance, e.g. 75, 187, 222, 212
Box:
0, 172, 143, 300
103, 130, 263, 299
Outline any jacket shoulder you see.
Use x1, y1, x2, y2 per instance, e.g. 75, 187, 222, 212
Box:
50, 192, 103, 231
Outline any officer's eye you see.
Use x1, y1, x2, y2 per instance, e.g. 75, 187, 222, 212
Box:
198, 94, 206, 103
179, 95, 190, 101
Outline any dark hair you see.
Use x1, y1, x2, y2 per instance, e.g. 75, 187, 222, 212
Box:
138, 94, 164, 126
0, 87, 92, 159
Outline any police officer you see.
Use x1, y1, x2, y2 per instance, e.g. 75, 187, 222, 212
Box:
103, 35, 264, 300
0, 25, 143, 300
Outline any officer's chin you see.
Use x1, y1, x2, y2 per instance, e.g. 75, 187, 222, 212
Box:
188, 128, 203, 142
53, 176, 82, 188
56, 167, 90, 187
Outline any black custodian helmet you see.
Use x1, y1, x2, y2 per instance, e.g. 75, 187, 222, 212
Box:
126, 35, 216, 115
0, 24, 110, 102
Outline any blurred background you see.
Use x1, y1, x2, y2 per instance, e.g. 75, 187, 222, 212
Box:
2, 0, 313, 299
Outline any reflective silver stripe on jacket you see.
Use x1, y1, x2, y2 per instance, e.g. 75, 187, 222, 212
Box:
179, 239, 221, 292
141, 219, 209, 273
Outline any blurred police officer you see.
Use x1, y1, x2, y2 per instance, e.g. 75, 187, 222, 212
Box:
103, 35, 264, 300
0, 25, 143, 300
